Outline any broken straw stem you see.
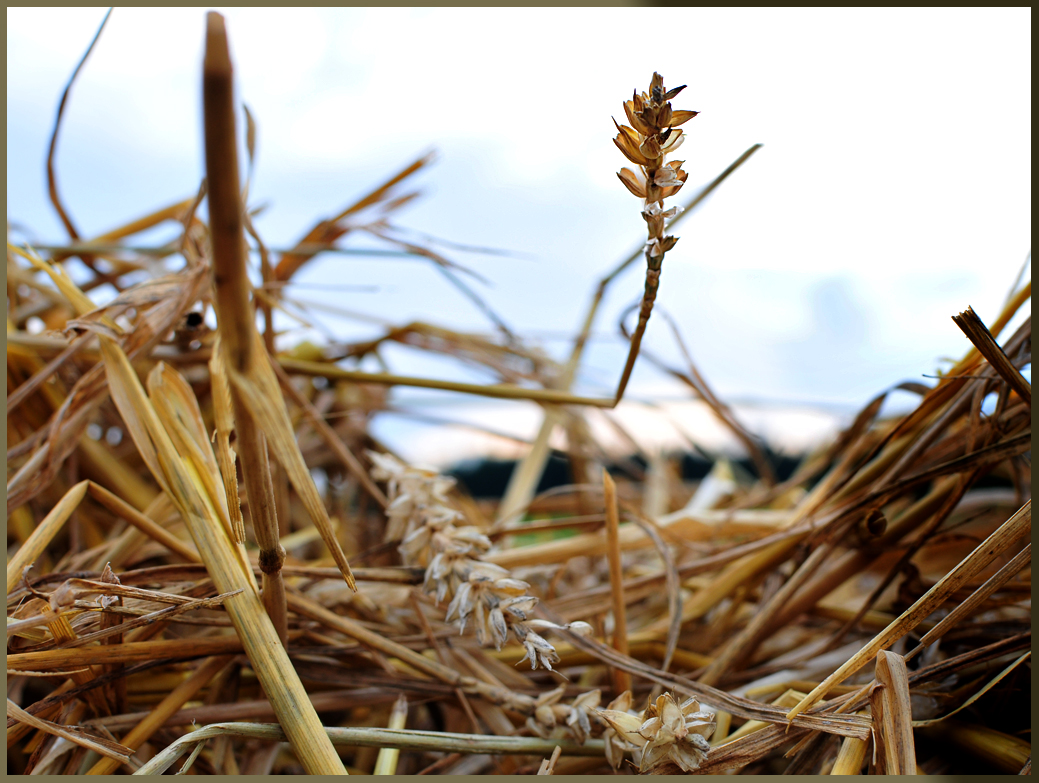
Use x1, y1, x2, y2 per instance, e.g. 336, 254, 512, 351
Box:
203, 10, 289, 645
602, 469, 632, 694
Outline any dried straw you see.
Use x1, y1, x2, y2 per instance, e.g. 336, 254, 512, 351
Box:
7, 17, 1029, 774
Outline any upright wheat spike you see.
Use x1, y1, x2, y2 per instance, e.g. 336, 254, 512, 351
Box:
612, 72, 698, 402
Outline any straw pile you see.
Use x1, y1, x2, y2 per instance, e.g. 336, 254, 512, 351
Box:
7, 11, 1031, 776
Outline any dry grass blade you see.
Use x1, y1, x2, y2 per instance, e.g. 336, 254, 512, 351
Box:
6, 331, 95, 414
272, 360, 388, 508
935, 718, 1030, 776
869, 650, 915, 774
203, 353, 246, 545
620, 508, 682, 673
8, 638, 246, 671
6, 244, 209, 514
539, 608, 872, 739
488, 504, 796, 571
224, 333, 356, 590
285, 590, 537, 714
48, 577, 205, 609
6, 481, 88, 595
362, 225, 515, 338
829, 730, 869, 775
642, 388, 894, 630
86, 687, 399, 733
537, 744, 563, 774
33, 592, 243, 649
875, 289, 1030, 460
719, 688, 806, 744
135, 722, 608, 775
147, 365, 239, 546
279, 356, 616, 407
33, 603, 112, 718
213, 348, 291, 637
6, 698, 132, 763
945, 281, 1031, 379
86, 481, 202, 562
45, 8, 112, 250
272, 151, 435, 283
697, 529, 844, 686
30, 194, 198, 275
921, 721, 1031, 774
202, 22, 253, 373
907, 543, 1030, 659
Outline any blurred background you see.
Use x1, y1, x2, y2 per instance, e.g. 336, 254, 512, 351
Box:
7, 7, 1031, 468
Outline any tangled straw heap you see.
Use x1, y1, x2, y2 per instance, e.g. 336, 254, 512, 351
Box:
612, 72, 699, 400
368, 452, 590, 670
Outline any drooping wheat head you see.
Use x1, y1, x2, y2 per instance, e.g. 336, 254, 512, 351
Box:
369, 452, 590, 670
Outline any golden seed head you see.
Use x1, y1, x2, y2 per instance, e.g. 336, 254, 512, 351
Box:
613, 73, 697, 241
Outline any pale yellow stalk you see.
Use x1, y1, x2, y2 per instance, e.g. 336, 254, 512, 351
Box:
6, 481, 88, 595
372, 695, 408, 774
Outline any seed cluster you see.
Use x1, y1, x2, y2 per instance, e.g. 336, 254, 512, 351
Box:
528, 686, 718, 770
613, 72, 699, 260
598, 691, 717, 772
369, 452, 590, 670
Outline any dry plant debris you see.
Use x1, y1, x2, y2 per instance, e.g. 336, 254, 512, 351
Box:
7, 10, 1031, 776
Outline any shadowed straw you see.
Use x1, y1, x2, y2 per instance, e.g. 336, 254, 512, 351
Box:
786, 499, 1031, 722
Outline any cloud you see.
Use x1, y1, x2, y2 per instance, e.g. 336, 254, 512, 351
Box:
8, 7, 1030, 422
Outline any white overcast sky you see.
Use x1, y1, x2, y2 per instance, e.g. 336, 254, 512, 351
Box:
7, 7, 1031, 463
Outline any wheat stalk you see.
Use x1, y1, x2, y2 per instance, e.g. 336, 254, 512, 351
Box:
611, 72, 698, 402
